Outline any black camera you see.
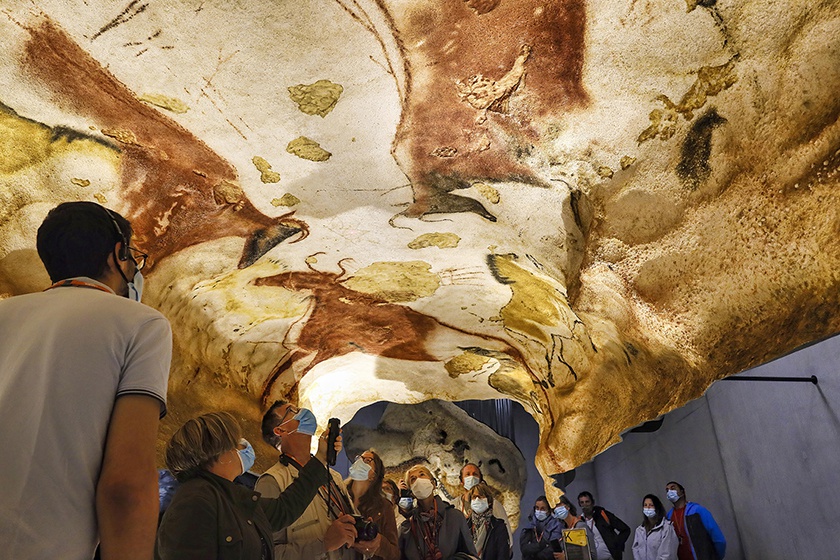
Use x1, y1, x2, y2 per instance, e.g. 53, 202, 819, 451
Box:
352, 515, 379, 542
400, 488, 413, 498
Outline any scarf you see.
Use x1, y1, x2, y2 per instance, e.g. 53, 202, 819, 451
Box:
470, 509, 493, 556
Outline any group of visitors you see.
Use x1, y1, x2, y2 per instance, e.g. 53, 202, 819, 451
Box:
157, 400, 518, 560
0, 201, 727, 560
521, 486, 726, 560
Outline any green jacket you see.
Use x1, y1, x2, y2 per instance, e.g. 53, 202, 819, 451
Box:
156, 457, 327, 560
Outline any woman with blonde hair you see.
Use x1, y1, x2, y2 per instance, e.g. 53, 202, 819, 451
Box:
156, 411, 350, 560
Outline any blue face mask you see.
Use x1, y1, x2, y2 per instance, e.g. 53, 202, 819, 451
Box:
127, 270, 143, 302
237, 439, 256, 475
349, 457, 373, 481
399, 497, 414, 510
666, 489, 680, 503
553, 505, 569, 520
284, 408, 317, 436
534, 509, 548, 521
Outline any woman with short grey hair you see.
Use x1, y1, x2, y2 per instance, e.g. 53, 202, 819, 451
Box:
156, 411, 338, 560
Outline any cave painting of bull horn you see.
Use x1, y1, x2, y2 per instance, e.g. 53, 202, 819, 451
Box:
1, 0, 839, 500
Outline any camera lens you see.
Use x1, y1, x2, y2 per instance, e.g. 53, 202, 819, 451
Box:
352, 515, 379, 542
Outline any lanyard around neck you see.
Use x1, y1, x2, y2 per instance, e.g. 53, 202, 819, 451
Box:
45, 279, 112, 294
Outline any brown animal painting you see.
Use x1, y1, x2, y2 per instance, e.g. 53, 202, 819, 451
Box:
18, 18, 307, 270
253, 257, 551, 417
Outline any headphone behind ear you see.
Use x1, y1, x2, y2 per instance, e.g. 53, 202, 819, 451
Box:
98, 205, 129, 261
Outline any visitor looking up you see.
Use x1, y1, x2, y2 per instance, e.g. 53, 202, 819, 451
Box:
452, 463, 513, 548
398, 465, 476, 560
257, 401, 359, 559
465, 484, 510, 560
0, 201, 172, 559
383, 478, 408, 528
664, 482, 726, 560
345, 449, 399, 560
155, 411, 332, 559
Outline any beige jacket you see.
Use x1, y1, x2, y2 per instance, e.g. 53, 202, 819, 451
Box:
256, 458, 358, 560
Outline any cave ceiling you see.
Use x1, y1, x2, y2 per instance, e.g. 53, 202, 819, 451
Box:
1, 0, 839, 499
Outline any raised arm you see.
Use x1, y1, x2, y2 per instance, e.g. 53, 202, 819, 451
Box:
259, 455, 328, 530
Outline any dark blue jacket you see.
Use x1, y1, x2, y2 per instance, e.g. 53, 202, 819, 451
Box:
666, 502, 726, 560
519, 515, 563, 560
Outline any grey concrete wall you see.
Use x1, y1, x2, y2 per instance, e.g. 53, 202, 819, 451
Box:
344, 334, 840, 559
562, 334, 840, 560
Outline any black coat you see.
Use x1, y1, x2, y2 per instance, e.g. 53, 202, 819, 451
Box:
588, 507, 631, 560
468, 516, 510, 560
519, 526, 558, 560
156, 457, 326, 560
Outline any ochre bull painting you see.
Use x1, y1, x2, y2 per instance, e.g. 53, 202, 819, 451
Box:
1, 0, 839, 498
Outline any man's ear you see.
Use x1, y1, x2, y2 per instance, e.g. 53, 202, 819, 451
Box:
103, 245, 122, 276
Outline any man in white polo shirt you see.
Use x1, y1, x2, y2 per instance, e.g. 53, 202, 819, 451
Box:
0, 202, 172, 559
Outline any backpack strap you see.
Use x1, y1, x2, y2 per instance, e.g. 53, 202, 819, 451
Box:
600, 509, 610, 526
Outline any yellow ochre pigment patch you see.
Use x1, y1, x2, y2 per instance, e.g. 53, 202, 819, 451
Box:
287, 137, 331, 162
638, 58, 738, 143
271, 193, 300, 207
0, 105, 119, 178
252, 156, 281, 183
342, 261, 441, 302
444, 351, 492, 378
288, 80, 343, 117
408, 233, 461, 249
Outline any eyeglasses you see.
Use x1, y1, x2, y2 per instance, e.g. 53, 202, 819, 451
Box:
128, 247, 148, 271
355, 455, 375, 466
277, 405, 300, 427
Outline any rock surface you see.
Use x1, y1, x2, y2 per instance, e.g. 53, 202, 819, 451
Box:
1, 0, 839, 500
343, 400, 525, 529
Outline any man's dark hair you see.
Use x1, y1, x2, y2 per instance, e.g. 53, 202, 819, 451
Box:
36, 202, 131, 283
261, 399, 290, 448
578, 491, 595, 504
667, 481, 686, 494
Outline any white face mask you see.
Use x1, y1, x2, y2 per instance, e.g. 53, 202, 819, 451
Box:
643, 507, 657, 518
127, 270, 143, 302
471, 498, 489, 514
463, 475, 480, 490
411, 478, 435, 500
666, 489, 680, 503
349, 457, 373, 481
